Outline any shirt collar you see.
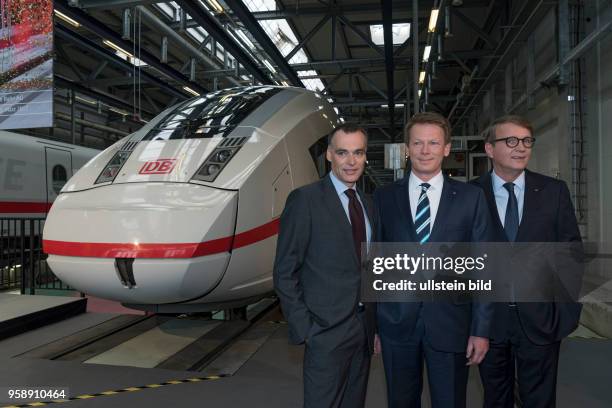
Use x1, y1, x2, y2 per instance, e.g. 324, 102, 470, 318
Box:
329, 171, 356, 196
408, 170, 444, 191
492, 170, 525, 193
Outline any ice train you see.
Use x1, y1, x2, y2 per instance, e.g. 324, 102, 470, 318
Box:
43, 86, 339, 312
0, 131, 99, 218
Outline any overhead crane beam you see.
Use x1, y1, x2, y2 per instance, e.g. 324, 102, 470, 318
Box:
56, 0, 206, 96
55, 75, 156, 118
176, 0, 273, 85
135, 5, 242, 86
55, 25, 188, 101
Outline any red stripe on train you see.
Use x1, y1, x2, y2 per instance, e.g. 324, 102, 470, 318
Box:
43, 218, 280, 258
0, 201, 52, 214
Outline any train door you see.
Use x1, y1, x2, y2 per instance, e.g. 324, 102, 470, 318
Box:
45, 147, 72, 209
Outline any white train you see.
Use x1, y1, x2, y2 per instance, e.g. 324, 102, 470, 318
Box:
0, 131, 99, 220
43, 86, 339, 312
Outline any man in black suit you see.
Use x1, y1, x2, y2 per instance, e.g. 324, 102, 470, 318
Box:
273, 124, 376, 408
472, 115, 582, 408
374, 112, 493, 408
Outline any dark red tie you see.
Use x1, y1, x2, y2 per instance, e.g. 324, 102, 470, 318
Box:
345, 189, 366, 263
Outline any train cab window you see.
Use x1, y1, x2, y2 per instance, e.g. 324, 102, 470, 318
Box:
52, 165, 68, 194
143, 86, 281, 141
308, 134, 330, 179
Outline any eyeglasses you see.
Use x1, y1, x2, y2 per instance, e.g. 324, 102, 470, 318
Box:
491, 136, 536, 148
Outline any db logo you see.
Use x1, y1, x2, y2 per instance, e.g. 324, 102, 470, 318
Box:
139, 159, 177, 175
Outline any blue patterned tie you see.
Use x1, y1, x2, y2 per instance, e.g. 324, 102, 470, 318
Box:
415, 183, 431, 243
503, 182, 519, 242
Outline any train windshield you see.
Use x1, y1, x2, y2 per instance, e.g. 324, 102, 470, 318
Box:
142, 86, 281, 140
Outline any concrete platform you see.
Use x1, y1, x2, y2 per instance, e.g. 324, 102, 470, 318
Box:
0, 294, 86, 341
1, 307, 610, 407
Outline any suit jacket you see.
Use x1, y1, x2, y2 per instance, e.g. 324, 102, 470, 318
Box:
471, 170, 583, 345
374, 174, 494, 353
273, 174, 377, 353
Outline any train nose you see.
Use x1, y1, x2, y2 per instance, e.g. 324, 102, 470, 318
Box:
43, 183, 237, 304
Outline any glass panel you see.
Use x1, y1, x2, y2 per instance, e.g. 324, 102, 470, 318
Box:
142, 86, 281, 140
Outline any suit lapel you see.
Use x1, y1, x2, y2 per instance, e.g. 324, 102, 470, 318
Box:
357, 189, 375, 231
429, 177, 456, 241
393, 178, 416, 241
481, 172, 504, 232
516, 170, 541, 241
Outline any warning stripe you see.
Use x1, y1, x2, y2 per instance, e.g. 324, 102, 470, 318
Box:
0, 201, 52, 214
43, 218, 280, 259
0, 375, 229, 408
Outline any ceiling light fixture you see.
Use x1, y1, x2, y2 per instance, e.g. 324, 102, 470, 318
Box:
206, 0, 224, 13
419, 71, 426, 84
428, 9, 439, 32
54, 10, 80, 28
423, 45, 432, 62
236, 30, 255, 49
263, 59, 277, 74
183, 86, 200, 96
103, 40, 133, 58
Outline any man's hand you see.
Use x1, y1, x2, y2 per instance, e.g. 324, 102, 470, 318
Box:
373, 334, 382, 355
466, 336, 489, 366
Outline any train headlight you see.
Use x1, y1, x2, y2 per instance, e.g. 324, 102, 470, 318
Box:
205, 163, 221, 176
192, 136, 249, 182
95, 150, 132, 184
213, 149, 232, 163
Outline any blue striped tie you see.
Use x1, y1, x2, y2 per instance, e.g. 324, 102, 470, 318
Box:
415, 183, 431, 243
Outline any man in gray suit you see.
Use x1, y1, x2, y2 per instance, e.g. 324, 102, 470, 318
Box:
274, 124, 376, 408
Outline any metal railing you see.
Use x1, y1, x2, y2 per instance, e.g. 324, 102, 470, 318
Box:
0, 218, 71, 294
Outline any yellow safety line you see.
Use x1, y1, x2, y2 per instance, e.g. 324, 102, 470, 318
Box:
0, 375, 229, 408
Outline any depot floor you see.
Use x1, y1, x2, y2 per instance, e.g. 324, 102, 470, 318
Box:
0, 296, 611, 407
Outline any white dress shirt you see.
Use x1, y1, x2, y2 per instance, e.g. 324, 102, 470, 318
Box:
408, 171, 444, 227
329, 172, 372, 243
491, 170, 525, 225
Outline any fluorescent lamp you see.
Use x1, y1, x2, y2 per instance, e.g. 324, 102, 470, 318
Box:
75, 96, 96, 106
428, 9, 439, 32
236, 30, 255, 50
54, 10, 80, 28
281, 81, 289, 86
103, 40, 133, 58
423, 45, 432, 62
418, 89, 423, 97
381, 103, 405, 108
109, 107, 129, 116
206, 0, 224, 13
263, 59, 277, 73
419, 71, 426, 84
183, 86, 200, 96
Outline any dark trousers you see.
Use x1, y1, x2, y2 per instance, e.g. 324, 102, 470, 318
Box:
303, 313, 370, 408
479, 307, 561, 408
380, 315, 469, 408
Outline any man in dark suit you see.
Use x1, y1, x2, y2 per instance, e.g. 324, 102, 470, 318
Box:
273, 124, 377, 408
374, 112, 493, 408
472, 115, 582, 408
